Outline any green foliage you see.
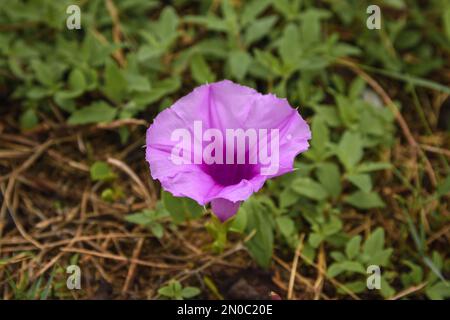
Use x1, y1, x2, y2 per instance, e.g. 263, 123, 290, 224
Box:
90, 161, 115, 181
241, 198, 275, 269
161, 191, 203, 223
327, 228, 395, 298
158, 281, 201, 300
126, 203, 169, 239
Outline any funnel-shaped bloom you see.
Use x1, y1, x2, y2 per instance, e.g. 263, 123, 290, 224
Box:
146, 80, 311, 221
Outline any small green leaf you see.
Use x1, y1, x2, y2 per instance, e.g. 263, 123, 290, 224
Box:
190, 54, 215, 84
345, 235, 361, 259
328, 261, 365, 277
308, 233, 323, 248
276, 216, 295, 238
345, 191, 385, 209
68, 102, 117, 125
363, 228, 385, 257
68, 68, 86, 92
243, 199, 274, 268
162, 191, 203, 223
20, 109, 38, 130
90, 161, 115, 181
150, 223, 164, 239
337, 131, 363, 171
240, 0, 271, 26
278, 23, 301, 66
181, 287, 201, 299
244, 16, 278, 46
310, 116, 330, 157
316, 162, 341, 198
228, 51, 251, 81
346, 173, 372, 192
134, 77, 180, 106
102, 60, 127, 102
426, 281, 450, 300
279, 188, 299, 208
156, 7, 179, 41
228, 207, 247, 233
355, 162, 392, 173
125, 210, 154, 226
158, 285, 175, 298
292, 177, 329, 201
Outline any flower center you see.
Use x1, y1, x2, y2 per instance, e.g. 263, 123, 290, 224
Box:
200, 163, 259, 186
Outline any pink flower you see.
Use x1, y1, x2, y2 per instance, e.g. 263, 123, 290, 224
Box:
146, 80, 311, 221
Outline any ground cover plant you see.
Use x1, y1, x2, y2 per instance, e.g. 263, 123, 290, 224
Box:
0, 0, 449, 300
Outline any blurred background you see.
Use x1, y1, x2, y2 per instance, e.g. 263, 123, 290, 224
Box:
0, 0, 449, 300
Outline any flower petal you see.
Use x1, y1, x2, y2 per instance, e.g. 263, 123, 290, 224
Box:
211, 198, 241, 222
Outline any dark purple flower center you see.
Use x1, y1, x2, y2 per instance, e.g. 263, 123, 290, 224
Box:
201, 163, 259, 186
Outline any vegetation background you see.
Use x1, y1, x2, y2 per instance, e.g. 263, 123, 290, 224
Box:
0, 0, 449, 300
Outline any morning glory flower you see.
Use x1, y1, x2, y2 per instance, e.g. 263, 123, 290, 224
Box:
146, 80, 311, 221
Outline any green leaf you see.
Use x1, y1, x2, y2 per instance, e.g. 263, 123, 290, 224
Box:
254, 49, 282, 76
240, 0, 271, 26
68, 68, 86, 93
322, 215, 343, 236
158, 285, 175, 298
355, 162, 392, 173
368, 248, 393, 266
300, 9, 328, 45
345, 191, 385, 209
68, 102, 117, 125
310, 116, 329, 157
346, 173, 372, 192
276, 216, 295, 238
380, 277, 396, 298
31, 59, 58, 87
221, 0, 238, 35
308, 233, 323, 248
162, 191, 203, 223
20, 109, 38, 130
228, 51, 251, 81
183, 15, 228, 32
363, 228, 385, 257
126, 73, 151, 92
316, 162, 341, 198
90, 161, 115, 181
349, 77, 366, 99
338, 281, 367, 294
125, 210, 154, 226
102, 60, 127, 102
279, 188, 299, 208
244, 16, 277, 46
401, 261, 424, 286
278, 23, 300, 66
228, 207, 247, 233
345, 235, 361, 260
426, 281, 450, 300
243, 199, 274, 268
150, 223, 164, 239
328, 261, 365, 277
156, 7, 179, 41
292, 177, 329, 201
134, 77, 180, 106
181, 287, 201, 299
190, 54, 215, 84
137, 45, 164, 61
337, 131, 363, 171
